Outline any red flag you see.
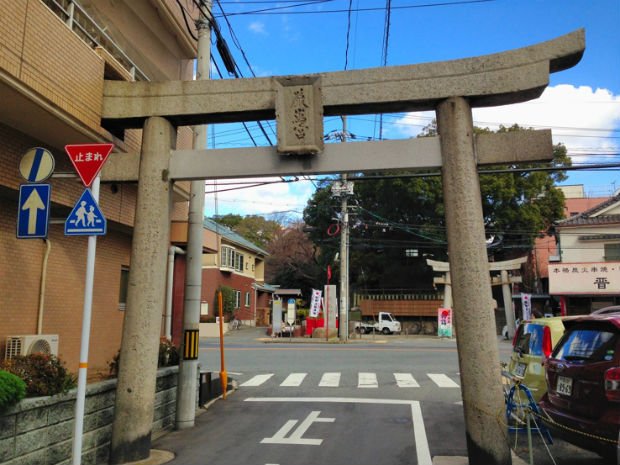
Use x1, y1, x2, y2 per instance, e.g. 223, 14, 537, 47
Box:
327, 265, 332, 282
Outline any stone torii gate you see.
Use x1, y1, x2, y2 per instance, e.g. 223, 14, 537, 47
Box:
427, 256, 528, 339
101, 30, 584, 465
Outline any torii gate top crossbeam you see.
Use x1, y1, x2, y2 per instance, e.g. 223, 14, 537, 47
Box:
426, 256, 528, 273
101, 30, 584, 134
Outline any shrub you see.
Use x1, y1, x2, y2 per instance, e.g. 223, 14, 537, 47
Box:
158, 339, 179, 367
108, 340, 180, 377
0, 354, 76, 397
0, 370, 26, 410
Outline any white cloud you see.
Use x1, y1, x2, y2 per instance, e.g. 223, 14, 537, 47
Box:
393, 85, 620, 164
249, 21, 267, 35
204, 177, 313, 219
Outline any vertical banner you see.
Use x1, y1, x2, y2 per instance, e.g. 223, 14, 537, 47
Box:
521, 293, 532, 321
437, 308, 453, 338
309, 289, 322, 317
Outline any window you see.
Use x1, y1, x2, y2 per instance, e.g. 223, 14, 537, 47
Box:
405, 249, 419, 258
234, 290, 241, 309
221, 246, 235, 269
118, 266, 129, 311
245, 291, 251, 307
553, 324, 617, 362
605, 243, 620, 261
201, 302, 209, 316
221, 246, 246, 272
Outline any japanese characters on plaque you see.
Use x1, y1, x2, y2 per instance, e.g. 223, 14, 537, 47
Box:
275, 76, 324, 155
549, 262, 619, 294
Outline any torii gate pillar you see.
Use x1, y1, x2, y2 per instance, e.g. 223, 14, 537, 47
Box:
437, 97, 509, 464
110, 117, 175, 464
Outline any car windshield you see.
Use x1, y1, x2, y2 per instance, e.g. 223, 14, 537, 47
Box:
514, 323, 544, 356
553, 325, 617, 362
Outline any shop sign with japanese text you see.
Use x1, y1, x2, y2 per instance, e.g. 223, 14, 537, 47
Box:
549, 262, 620, 295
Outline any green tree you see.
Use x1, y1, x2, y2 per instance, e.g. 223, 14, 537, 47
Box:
303, 124, 570, 291
213, 214, 281, 250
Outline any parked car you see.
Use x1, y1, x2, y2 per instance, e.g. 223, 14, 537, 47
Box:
539, 313, 620, 463
507, 317, 570, 402
591, 305, 620, 315
353, 312, 401, 335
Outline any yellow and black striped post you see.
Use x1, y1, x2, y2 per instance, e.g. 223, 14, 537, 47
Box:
183, 329, 199, 360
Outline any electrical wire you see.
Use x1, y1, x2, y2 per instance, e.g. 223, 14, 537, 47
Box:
213, 0, 495, 17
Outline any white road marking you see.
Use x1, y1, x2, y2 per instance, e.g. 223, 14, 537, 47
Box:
358, 372, 378, 388
280, 373, 307, 387
428, 373, 459, 388
411, 402, 433, 465
246, 397, 431, 464
318, 372, 341, 387
240, 374, 274, 387
394, 373, 420, 388
261, 411, 335, 445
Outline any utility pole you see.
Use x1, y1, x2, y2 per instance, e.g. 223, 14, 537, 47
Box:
338, 116, 351, 342
176, 1, 211, 430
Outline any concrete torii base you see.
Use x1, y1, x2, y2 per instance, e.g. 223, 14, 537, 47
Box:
433, 452, 529, 465
121, 449, 174, 465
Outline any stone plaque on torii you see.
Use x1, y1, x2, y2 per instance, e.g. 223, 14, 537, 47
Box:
102, 31, 585, 465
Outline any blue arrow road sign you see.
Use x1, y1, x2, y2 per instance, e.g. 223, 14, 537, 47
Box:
65, 188, 106, 236
17, 184, 51, 239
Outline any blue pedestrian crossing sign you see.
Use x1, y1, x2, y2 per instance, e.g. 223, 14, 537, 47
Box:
17, 184, 51, 239
65, 188, 106, 236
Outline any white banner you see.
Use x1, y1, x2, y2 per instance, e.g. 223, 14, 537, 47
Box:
309, 289, 322, 317
521, 293, 532, 321
549, 262, 620, 295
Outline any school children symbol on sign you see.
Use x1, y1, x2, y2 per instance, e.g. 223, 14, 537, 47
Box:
65, 189, 106, 236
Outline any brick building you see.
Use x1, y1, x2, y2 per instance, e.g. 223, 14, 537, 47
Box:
0, 0, 201, 377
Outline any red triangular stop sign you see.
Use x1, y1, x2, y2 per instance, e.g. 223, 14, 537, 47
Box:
65, 143, 114, 187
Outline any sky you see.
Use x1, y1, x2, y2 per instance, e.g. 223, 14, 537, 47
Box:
198, 0, 620, 219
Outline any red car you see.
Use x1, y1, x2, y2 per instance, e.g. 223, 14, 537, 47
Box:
539, 313, 620, 463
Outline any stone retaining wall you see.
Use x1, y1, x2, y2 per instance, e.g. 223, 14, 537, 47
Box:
0, 366, 181, 465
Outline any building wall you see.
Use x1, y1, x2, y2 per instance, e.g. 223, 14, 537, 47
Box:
201, 269, 256, 321
0, 0, 105, 134
559, 225, 620, 263
0, 1, 196, 377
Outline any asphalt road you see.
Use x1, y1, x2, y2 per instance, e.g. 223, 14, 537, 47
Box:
152, 327, 607, 465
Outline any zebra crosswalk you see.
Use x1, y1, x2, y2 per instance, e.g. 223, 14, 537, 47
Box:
238, 372, 460, 389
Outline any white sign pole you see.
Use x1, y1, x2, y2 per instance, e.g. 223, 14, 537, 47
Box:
72, 175, 100, 465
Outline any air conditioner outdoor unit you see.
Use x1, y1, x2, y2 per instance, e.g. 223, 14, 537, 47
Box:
4, 334, 59, 360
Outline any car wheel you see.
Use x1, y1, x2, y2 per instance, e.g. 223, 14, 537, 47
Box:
382, 327, 391, 335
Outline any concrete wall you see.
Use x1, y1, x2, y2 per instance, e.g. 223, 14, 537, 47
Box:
0, 367, 183, 465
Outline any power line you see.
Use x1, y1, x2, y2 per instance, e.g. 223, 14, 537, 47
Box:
213, 0, 495, 17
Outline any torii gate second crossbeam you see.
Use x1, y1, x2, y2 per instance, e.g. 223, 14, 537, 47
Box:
104, 30, 585, 465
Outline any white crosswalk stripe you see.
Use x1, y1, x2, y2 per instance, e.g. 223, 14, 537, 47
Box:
394, 373, 420, 388
318, 372, 341, 387
427, 373, 460, 388
358, 372, 378, 388
238, 372, 459, 389
240, 374, 274, 387
280, 373, 307, 387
